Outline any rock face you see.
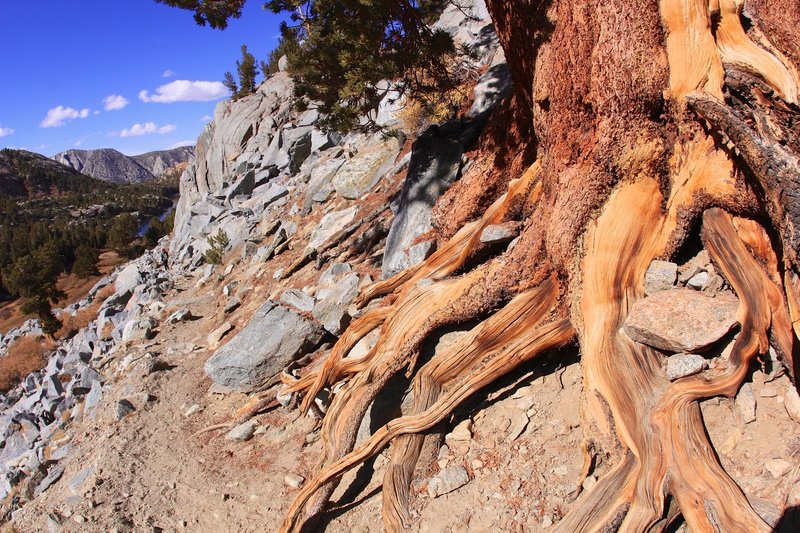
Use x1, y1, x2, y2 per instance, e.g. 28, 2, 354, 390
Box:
624, 289, 739, 352
53, 146, 194, 184
382, 121, 480, 278
643, 260, 678, 294
330, 136, 401, 199
131, 146, 195, 177
204, 301, 326, 392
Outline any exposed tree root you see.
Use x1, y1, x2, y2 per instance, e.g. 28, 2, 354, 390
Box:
272, 0, 800, 530
355, 161, 542, 308
280, 277, 573, 532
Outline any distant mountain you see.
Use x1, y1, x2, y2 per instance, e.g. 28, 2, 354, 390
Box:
53, 146, 194, 185
0, 148, 99, 197
132, 146, 195, 177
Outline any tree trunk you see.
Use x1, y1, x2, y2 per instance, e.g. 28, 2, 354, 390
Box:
280, 0, 800, 531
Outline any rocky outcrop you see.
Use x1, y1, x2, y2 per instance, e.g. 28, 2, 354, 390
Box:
382, 120, 480, 278
168, 1, 503, 273
203, 301, 326, 392
53, 146, 194, 184
0, 239, 174, 501
132, 146, 195, 177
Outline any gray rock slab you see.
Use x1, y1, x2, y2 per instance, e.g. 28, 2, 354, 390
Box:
736, 383, 756, 424
306, 206, 358, 254
115, 399, 135, 421
207, 322, 234, 348
644, 260, 678, 294
34, 464, 65, 497
382, 122, 472, 278
666, 353, 707, 380
479, 222, 519, 245
281, 289, 315, 313
225, 420, 258, 442
115, 264, 143, 295
331, 137, 401, 199
624, 289, 738, 352
204, 301, 325, 391
427, 465, 470, 498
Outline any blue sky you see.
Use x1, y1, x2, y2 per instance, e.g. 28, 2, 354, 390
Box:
0, 0, 286, 156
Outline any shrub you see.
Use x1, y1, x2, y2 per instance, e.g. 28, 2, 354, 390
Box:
0, 336, 46, 393
203, 229, 230, 265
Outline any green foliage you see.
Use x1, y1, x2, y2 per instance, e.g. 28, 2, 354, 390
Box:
159, 0, 461, 133
143, 212, 174, 247
0, 149, 175, 306
223, 71, 238, 95
203, 228, 230, 265
225, 44, 259, 99
273, 0, 459, 132
72, 245, 99, 278
3, 244, 63, 300
107, 213, 140, 256
3, 244, 66, 337
154, 0, 245, 29
237, 44, 258, 96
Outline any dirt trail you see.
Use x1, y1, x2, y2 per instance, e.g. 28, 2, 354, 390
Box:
6, 265, 800, 532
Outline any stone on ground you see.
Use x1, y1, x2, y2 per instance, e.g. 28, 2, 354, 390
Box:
204, 301, 325, 392
624, 289, 738, 352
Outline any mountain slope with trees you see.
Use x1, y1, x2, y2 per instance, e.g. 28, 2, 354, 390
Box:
0, 148, 177, 330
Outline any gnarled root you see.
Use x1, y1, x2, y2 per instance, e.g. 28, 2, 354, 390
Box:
280, 277, 573, 532
561, 204, 792, 531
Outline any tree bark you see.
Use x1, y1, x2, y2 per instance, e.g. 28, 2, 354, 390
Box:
280, 0, 800, 530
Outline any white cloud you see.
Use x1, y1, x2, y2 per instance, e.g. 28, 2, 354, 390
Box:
201, 115, 213, 122
40, 106, 90, 128
0, 127, 14, 138
162, 69, 176, 78
139, 80, 229, 103
73, 140, 83, 147
102, 94, 129, 111
118, 122, 177, 137
171, 140, 195, 148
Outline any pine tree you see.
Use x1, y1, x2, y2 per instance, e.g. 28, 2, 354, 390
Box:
222, 71, 238, 96
106, 213, 139, 256
203, 228, 229, 265
72, 244, 99, 278
236, 44, 258, 96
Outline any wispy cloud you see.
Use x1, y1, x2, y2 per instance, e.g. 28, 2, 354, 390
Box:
117, 122, 177, 137
201, 115, 213, 122
0, 126, 14, 138
139, 80, 229, 103
102, 94, 129, 111
73, 140, 83, 147
170, 140, 195, 148
162, 69, 176, 78
40, 106, 90, 128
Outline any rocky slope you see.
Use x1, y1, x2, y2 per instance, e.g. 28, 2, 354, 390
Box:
1, 1, 799, 531
53, 146, 194, 185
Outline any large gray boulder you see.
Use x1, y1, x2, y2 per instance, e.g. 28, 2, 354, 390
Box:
382, 121, 477, 278
331, 136, 401, 199
204, 301, 325, 391
115, 263, 143, 295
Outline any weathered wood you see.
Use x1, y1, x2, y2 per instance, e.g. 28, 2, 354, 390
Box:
277, 0, 800, 530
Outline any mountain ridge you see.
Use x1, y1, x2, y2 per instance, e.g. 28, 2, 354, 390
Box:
53, 145, 194, 185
